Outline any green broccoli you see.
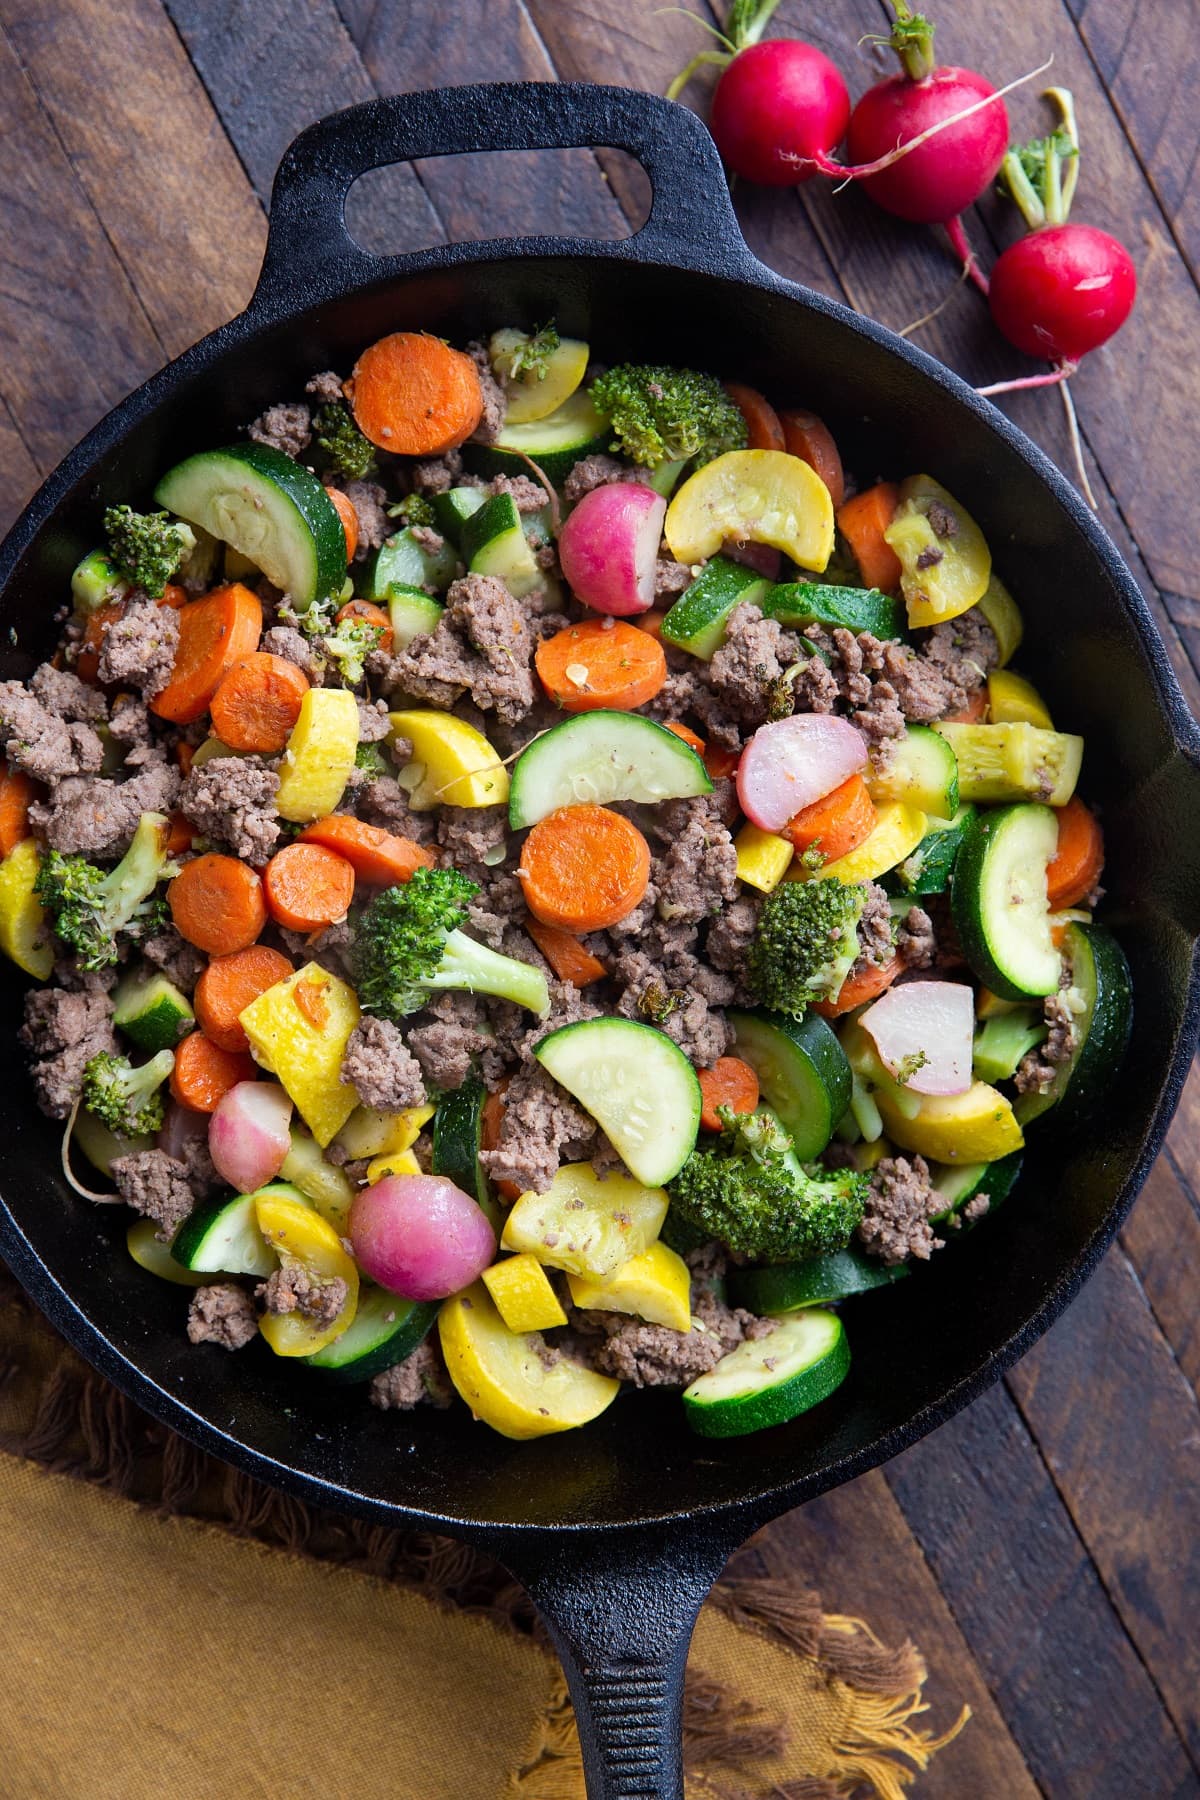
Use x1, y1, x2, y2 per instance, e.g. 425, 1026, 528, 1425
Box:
321, 615, 388, 687
103, 506, 195, 598
353, 866, 550, 1021
747, 877, 870, 1017
588, 364, 748, 469
492, 322, 560, 385
81, 1048, 175, 1138
35, 812, 174, 972
387, 492, 437, 529
667, 1106, 867, 1263
354, 741, 391, 779
313, 401, 378, 482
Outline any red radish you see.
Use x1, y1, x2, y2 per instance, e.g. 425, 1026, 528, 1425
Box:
722, 537, 782, 582
558, 482, 666, 616
736, 714, 867, 833
859, 979, 974, 1097
159, 1099, 210, 1163
667, 2, 850, 188
350, 1174, 496, 1300
208, 1081, 293, 1193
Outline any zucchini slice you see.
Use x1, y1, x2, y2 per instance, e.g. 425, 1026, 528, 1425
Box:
951, 803, 1061, 1000
935, 721, 1083, 808
387, 586, 445, 651
431, 486, 487, 549
726, 1009, 851, 1160
534, 1018, 702, 1188
929, 1150, 1023, 1227
462, 492, 541, 597
762, 581, 906, 641
432, 1079, 501, 1232
172, 1185, 295, 1278
868, 724, 959, 822
365, 528, 459, 600
660, 555, 774, 660
883, 804, 975, 897
729, 1249, 907, 1314
1013, 923, 1132, 1129
303, 1286, 438, 1381
112, 969, 194, 1054
465, 390, 610, 486
683, 1307, 850, 1436
508, 712, 712, 829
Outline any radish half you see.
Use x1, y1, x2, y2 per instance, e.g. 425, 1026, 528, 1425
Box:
208, 1081, 293, 1194
860, 980, 975, 1096
737, 714, 867, 833
558, 482, 667, 616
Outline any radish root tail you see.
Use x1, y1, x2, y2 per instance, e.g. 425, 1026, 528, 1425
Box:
944, 215, 990, 297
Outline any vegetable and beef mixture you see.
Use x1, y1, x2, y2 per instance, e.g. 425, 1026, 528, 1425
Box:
2, 324, 1131, 1440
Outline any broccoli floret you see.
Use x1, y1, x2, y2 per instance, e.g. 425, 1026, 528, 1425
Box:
353, 866, 550, 1021
313, 401, 378, 481
588, 364, 748, 470
103, 506, 195, 598
492, 322, 560, 385
747, 877, 868, 1017
81, 1048, 175, 1137
36, 812, 174, 972
387, 493, 436, 529
667, 1105, 867, 1263
321, 616, 387, 687
354, 741, 391, 778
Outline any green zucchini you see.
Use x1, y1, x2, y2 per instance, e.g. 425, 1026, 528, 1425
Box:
462, 492, 541, 597
762, 581, 906, 641
303, 1286, 438, 1381
951, 803, 1062, 1000
432, 1078, 501, 1232
112, 969, 194, 1055
929, 1150, 1023, 1226
365, 528, 459, 600
387, 585, 445, 651
660, 556, 774, 660
972, 1008, 1045, 1084
432, 485, 487, 549
534, 1018, 702, 1188
869, 725, 959, 822
1013, 923, 1132, 1129
464, 390, 610, 486
508, 712, 712, 829
884, 804, 975, 897
171, 1185, 298, 1278
71, 549, 128, 615
729, 1249, 907, 1314
726, 1009, 851, 1161
683, 1308, 850, 1436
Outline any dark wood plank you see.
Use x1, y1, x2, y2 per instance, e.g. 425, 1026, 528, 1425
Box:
885, 1381, 1197, 1797
2, 0, 264, 357
1121, 1149, 1200, 1400
756, 1473, 1041, 1799
0, 394, 42, 538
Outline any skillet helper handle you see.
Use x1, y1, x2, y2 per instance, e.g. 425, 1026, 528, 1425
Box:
500, 1526, 738, 1800
251, 81, 753, 313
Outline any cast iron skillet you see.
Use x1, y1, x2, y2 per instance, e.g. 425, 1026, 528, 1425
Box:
2, 83, 1199, 1799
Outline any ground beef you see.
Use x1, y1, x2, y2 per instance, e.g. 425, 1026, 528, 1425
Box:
187, 1283, 258, 1350
140, 930, 207, 993
180, 756, 281, 863
111, 1150, 197, 1240
468, 341, 506, 445
705, 893, 763, 977
20, 979, 116, 1119
248, 402, 311, 459
343, 480, 390, 556
562, 454, 626, 505
357, 696, 392, 743
478, 1062, 597, 1196
408, 525, 446, 561
29, 664, 107, 724
29, 755, 181, 859
789, 650, 840, 716
257, 1266, 348, 1325
612, 954, 731, 1068
0, 680, 106, 784
654, 557, 693, 603
927, 499, 959, 539
261, 626, 321, 680
275, 916, 352, 979
896, 904, 936, 969
1014, 980, 1083, 1094
858, 1154, 943, 1266
566, 1253, 773, 1386
305, 370, 345, 405
407, 989, 495, 1091
356, 776, 438, 844
95, 598, 181, 700
369, 1337, 455, 1410
341, 1016, 426, 1109
918, 611, 999, 707
107, 693, 156, 765
409, 450, 464, 495
705, 602, 802, 736
489, 474, 550, 515
653, 803, 739, 925
379, 574, 536, 724
853, 882, 896, 970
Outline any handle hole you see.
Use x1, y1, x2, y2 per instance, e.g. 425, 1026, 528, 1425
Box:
346, 147, 648, 257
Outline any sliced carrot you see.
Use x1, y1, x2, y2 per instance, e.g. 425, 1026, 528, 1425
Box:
783, 773, 877, 864
725, 382, 786, 452
780, 409, 845, 508
294, 972, 331, 1031
520, 804, 651, 933
263, 841, 356, 933
942, 687, 989, 724
76, 599, 125, 685
813, 953, 904, 1020
836, 483, 902, 593
166, 812, 195, 858
704, 745, 740, 781
209, 651, 310, 754
347, 331, 483, 455
636, 610, 666, 642
325, 486, 359, 561
170, 1029, 258, 1114
0, 766, 37, 857
169, 853, 267, 956
160, 583, 189, 610
697, 1056, 761, 1132
1046, 796, 1104, 910
525, 919, 608, 988
150, 583, 263, 725
663, 721, 706, 755
296, 814, 435, 885
481, 1077, 520, 1202
194, 944, 295, 1053
336, 598, 394, 655
535, 619, 667, 713
175, 741, 195, 777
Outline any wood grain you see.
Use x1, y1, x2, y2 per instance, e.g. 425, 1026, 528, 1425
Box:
0, 396, 41, 539
1122, 1148, 1200, 1399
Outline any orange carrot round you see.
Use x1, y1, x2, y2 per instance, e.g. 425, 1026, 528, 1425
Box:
836, 483, 902, 593
535, 619, 667, 713
209, 652, 310, 754
169, 853, 267, 956
76, 600, 125, 686
784, 773, 877, 864
150, 583, 263, 725
194, 944, 295, 1053
347, 332, 483, 455
263, 842, 356, 933
519, 804, 651, 933
296, 814, 436, 885
662, 721, 707, 755
0, 766, 37, 857
325, 487, 359, 561
170, 1029, 258, 1114
165, 813, 195, 858
698, 1057, 761, 1132
1047, 796, 1104, 909
942, 687, 989, 725
780, 409, 845, 507
813, 954, 903, 1020
704, 744, 741, 782
481, 1078, 520, 1202
525, 919, 608, 988
336, 598, 394, 655
725, 382, 786, 452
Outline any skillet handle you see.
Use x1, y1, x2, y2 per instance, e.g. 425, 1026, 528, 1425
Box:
499, 1523, 739, 1800
250, 82, 755, 313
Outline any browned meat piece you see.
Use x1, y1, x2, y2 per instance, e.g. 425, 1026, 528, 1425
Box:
410, 449, 465, 494
305, 370, 345, 404
406, 990, 495, 1092
111, 1149, 197, 1240
379, 573, 537, 724
140, 930, 207, 993
654, 558, 694, 604
896, 904, 936, 969
96, 598, 181, 700
705, 893, 763, 977
437, 804, 509, 872
356, 775, 438, 844
248, 402, 311, 458
705, 602, 803, 736
341, 1016, 426, 1110
357, 696, 393, 743
488, 473, 550, 514
409, 524, 446, 559
369, 1337, 455, 1409
257, 1266, 348, 1324
261, 625, 321, 680
858, 1154, 943, 1266
612, 951, 731, 1068
29, 663, 108, 724
566, 1250, 774, 1387
20, 979, 117, 1120
30, 755, 181, 858
180, 756, 281, 863
187, 1283, 259, 1350
852, 881, 896, 971
478, 1062, 597, 1196
0, 680, 106, 785
107, 693, 156, 765
654, 802, 739, 926
1014, 981, 1082, 1094
343, 479, 390, 555
467, 341, 506, 445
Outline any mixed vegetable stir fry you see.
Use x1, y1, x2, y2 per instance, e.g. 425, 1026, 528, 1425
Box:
1, 323, 1130, 1441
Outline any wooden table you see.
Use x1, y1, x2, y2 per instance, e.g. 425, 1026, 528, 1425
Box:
1, 2, 1197, 1792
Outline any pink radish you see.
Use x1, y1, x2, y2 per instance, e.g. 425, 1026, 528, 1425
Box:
737, 714, 867, 833
558, 482, 666, 617
208, 1081, 293, 1193
159, 1099, 210, 1163
350, 1174, 496, 1301
722, 537, 782, 582
860, 980, 974, 1097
